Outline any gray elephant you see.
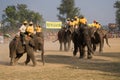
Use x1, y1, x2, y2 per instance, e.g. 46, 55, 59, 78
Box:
9, 34, 45, 66
57, 28, 72, 51
9, 36, 36, 66
91, 29, 110, 53
32, 35, 45, 65
72, 26, 94, 59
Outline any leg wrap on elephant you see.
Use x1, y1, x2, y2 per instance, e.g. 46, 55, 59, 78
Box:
25, 43, 36, 66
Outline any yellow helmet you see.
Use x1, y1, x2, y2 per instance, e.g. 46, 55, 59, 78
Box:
23, 20, 28, 24
67, 18, 70, 21
74, 16, 78, 19
29, 21, 33, 25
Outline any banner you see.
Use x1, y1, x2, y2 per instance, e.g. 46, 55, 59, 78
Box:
46, 21, 62, 29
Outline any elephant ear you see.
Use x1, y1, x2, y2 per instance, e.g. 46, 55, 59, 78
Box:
102, 29, 108, 36
37, 38, 44, 46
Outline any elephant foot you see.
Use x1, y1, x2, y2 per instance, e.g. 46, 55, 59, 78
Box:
59, 49, 62, 51
10, 62, 15, 66
32, 61, 37, 67
99, 51, 103, 54
33, 64, 36, 67
73, 53, 76, 57
87, 55, 92, 59
73, 54, 76, 57
79, 56, 85, 59
73, 51, 77, 56
23, 62, 28, 66
64, 49, 68, 51
92, 51, 95, 55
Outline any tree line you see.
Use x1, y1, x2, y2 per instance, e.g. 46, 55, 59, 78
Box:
1, 0, 120, 34
1, 4, 44, 33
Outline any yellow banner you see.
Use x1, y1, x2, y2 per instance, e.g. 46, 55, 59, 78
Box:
46, 21, 62, 29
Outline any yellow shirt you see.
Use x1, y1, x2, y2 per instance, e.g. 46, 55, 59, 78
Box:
91, 23, 101, 29
91, 23, 96, 27
79, 18, 87, 24
35, 26, 42, 32
74, 18, 79, 25
95, 23, 101, 29
69, 21, 75, 27
26, 26, 34, 33
88, 24, 93, 27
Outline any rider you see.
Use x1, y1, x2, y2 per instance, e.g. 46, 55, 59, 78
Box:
95, 22, 101, 29
69, 18, 75, 28
26, 21, 34, 38
74, 16, 79, 28
35, 24, 43, 37
79, 16, 87, 27
91, 20, 101, 29
66, 18, 71, 24
19, 20, 28, 36
65, 18, 71, 29
19, 20, 28, 44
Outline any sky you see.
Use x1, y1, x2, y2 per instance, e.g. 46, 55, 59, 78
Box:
0, 0, 117, 25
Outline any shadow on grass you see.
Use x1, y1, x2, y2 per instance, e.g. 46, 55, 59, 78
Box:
0, 61, 10, 66
43, 52, 120, 77
99, 52, 120, 59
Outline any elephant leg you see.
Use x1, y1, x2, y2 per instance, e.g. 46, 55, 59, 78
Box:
73, 44, 78, 56
29, 53, 36, 67
68, 41, 71, 51
60, 42, 62, 51
64, 42, 67, 51
10, 57, 15, 66
14, 54, 24, 64
93, 44, 96, 52
87, 41, 94, 54
41, 47, 45, 66
26, 47, 37, 66
87, 47, 93, 59
79, 45, 85, 59
24, 54, 30, 65
10, 52, 16, 66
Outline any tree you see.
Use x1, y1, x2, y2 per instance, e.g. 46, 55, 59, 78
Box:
57, 0, 81, 23
114, 1, 120, 31
17, 4, 28, 23
4, 5, 17, 27
2, 4, 44, 33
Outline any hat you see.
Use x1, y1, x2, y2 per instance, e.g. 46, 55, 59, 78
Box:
29, 21, 33, 25
23, 20, 28, 24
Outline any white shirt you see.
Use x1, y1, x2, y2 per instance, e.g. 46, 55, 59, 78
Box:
19, 25, 26, 33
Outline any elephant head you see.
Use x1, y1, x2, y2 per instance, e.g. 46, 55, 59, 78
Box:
24, 34, 45, 65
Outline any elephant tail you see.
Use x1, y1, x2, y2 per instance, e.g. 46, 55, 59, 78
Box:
105, 35, 111, 47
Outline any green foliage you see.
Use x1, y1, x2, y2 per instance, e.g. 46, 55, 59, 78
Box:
114, 1, 120, 30
57, 0, 81, 23
1, 4, 44, 33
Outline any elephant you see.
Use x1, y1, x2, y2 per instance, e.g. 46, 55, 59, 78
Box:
9, 36, 36, 66
9, 34, 45, 66
72, 26, 94, 59
57, 28, 72, 51
31, 34, 45, 65
91, 29, 110, 53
